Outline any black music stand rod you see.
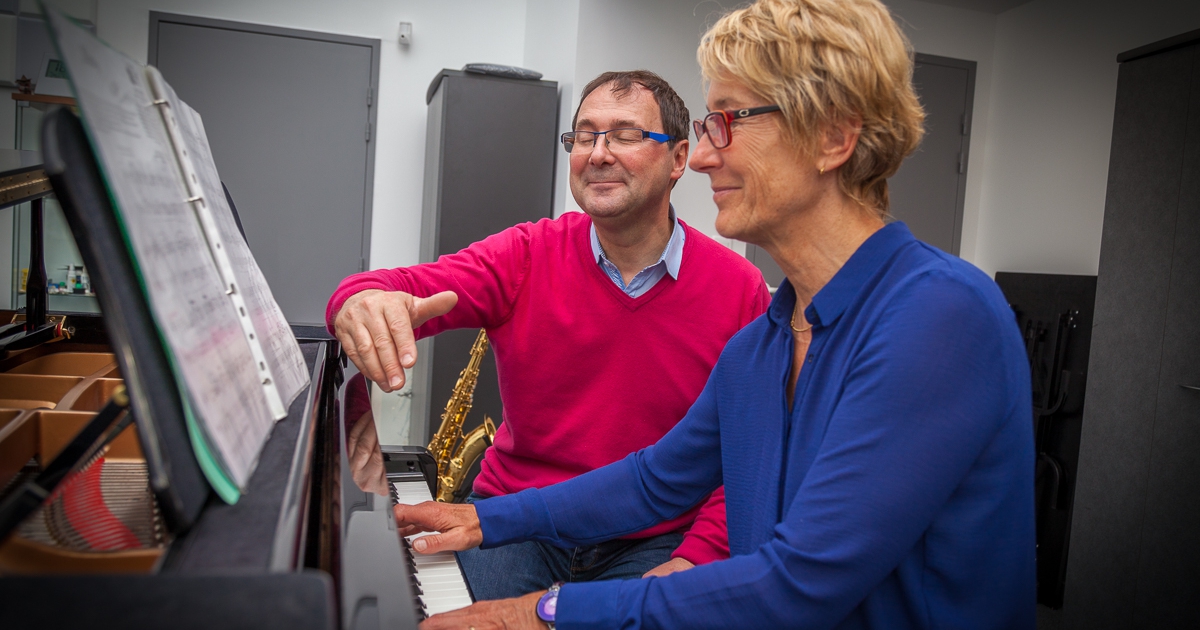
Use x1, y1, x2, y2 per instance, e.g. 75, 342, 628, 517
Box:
25, 197, 49, 331
0, 150, 55, 343
0, 195, 61, 351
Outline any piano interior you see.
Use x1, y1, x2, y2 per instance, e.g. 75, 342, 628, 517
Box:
0, 315, 427, 629
0, 344, 167, 574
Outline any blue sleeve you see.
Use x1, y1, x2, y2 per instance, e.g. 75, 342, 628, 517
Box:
546, 276, 1028, 629
474, 371, 724, 548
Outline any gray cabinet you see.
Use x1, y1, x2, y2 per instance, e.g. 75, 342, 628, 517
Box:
413, 69, 557, 446
1065, 32, 1200, 629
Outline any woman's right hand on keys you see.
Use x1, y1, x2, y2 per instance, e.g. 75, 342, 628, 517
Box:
394, 501, 484, 553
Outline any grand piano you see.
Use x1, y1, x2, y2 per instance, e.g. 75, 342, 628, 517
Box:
0, 105, 462, 629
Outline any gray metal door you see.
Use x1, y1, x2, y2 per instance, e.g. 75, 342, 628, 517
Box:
889, 53, 975, 255
744, 53, 975, 287
148, 13, 379, 326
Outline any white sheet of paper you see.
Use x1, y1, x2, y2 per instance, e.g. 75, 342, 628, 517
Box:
48, 11, 276, 488
146, 68, 287, 420
160, 81, 311, 410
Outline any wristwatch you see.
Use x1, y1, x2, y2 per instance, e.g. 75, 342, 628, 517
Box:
536, 582, 563, 629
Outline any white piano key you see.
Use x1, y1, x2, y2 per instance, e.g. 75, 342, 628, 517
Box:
391, 479, 473, 616
425, 596, 474, 615
414, 559, 461, 569
422, 588, 471, 598
414, 568, 465, 580
410, 553, 456, 564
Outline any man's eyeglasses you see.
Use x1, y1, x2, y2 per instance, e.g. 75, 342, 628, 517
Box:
693, 105, 782, 149
560, 128, 676, 154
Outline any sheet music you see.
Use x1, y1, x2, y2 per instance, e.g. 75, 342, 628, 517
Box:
154, 77, 310, 411
47, 11, 276, 489
145, 71, 285, 421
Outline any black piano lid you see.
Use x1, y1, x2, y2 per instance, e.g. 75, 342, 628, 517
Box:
0, 572, 335, 630
40, 107, 210, 532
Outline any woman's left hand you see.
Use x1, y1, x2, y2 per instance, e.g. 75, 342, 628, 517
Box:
419, 591, 546, 629
643, 557, 695, 578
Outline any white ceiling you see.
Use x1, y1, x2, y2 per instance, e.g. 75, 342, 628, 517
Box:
913, 0, 1035, 13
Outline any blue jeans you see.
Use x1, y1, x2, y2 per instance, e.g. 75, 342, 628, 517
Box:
457, 493, 684, 600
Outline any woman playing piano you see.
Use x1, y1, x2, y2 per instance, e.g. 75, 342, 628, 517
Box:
397, 0, 1036, 628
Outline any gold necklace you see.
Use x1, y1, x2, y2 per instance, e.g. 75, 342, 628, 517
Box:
790, 309, 812, 334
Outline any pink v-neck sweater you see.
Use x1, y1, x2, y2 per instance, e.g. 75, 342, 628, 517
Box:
327, 212, 769, 563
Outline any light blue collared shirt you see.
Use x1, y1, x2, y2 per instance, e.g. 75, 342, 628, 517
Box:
590, 206, 686, 298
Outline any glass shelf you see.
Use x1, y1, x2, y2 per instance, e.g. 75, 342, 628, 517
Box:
6, 99, 99, 314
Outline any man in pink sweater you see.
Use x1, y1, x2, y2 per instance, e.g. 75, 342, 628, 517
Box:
326, 70, 769, 600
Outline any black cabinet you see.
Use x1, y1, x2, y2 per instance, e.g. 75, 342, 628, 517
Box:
994, 273, 1096, 610
1064, 31, 1200, 629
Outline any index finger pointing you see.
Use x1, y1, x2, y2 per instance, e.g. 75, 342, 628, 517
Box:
383, 300, 420, 389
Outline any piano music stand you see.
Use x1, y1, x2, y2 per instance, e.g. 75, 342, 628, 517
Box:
221, 181, 249, 243
39, 106, 210, 532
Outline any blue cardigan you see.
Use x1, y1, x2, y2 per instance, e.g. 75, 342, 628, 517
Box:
475, 223, 1036, 629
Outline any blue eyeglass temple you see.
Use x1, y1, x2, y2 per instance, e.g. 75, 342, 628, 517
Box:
560, 129, 674, 152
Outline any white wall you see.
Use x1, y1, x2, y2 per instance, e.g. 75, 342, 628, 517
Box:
4, 0, 97, 150
1, 9, 14, 150
884, 0, 998, 265
885, 0, 1200, 277
522, 0, 580, 219
0, 87, 14, 150
568, 0, 743, 252
971, 0, 1200, 276
34, 0, 1200, 281
93, 0, 529, 271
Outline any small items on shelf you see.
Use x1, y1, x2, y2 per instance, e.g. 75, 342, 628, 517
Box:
18, 265, 95, 296
52, 264, 91, 295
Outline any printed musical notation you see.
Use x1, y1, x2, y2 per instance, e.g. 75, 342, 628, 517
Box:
47, 10, 305, 492
163, 85, 310, 410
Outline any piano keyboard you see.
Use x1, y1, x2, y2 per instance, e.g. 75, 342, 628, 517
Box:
389, 479, 475, 618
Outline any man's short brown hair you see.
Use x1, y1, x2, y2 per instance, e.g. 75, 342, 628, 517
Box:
572, 70, 690, 147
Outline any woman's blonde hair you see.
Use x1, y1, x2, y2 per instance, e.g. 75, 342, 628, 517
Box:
698, 0, 925, 215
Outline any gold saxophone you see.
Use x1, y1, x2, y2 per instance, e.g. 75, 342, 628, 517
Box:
426, 329, 497, 502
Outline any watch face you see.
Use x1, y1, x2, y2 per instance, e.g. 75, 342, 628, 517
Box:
537, 591, 558, 621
